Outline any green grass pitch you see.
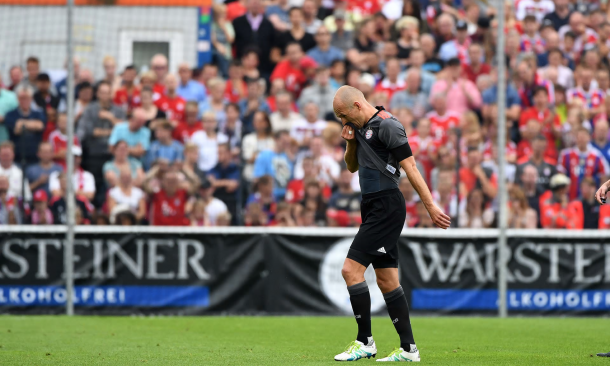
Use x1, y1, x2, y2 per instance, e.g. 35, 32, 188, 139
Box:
0, 316, 609, 365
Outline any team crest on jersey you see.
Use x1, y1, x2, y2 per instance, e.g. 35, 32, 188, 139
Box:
365, 129, 373, 139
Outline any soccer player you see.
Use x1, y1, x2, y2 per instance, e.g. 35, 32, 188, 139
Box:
332, 86, 451, 362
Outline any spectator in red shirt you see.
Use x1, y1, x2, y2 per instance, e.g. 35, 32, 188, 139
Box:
49, 113, 80, 169
156, 74, 186, 124
225, 60, 248, 103
399, 176, 419, 227
271, 42, 307, 97
285, 156, 331, 203
113, 65, 139, 115
459, 147, 498, 201
462, 43, 490, 83
149, 170, 192, 226
516, 118, 542, 162
426, 93, 460, 143
172, 101, 202, 143
150, 54, 168, 98
140, 71, 162, 103
540, 173, 583, 229
375, 58, 406, 100
226, 0, 246, 21
518, 86, 562, 163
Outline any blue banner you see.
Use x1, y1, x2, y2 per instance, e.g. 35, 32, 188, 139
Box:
0, 286, 209, 307
197, 6, 212, 67
413, 289, 610, 311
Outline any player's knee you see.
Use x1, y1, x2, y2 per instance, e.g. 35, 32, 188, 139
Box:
376, 275, 398, 293
341, 262, 362, 284
341, 264, 353, 282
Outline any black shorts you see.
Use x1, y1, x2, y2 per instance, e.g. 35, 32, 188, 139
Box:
347, 188, 406, 269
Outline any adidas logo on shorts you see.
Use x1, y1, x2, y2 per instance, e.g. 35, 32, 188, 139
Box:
377, 247, 386, 253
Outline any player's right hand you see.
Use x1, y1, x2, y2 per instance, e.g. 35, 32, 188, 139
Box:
341, 125, 355, 141
596, 180, 610, 205
428, 204, 451, 229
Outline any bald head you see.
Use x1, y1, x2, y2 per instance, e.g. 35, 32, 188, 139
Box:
333, 85, 377, 128
334, 86, 365, 111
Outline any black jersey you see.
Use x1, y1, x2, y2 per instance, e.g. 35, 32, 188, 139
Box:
352, 106, 412, 195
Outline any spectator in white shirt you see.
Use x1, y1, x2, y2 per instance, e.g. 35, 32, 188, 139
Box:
49, 146, 95, 202
191, 112, 229, 173
0, 141, 31, 200
294, 136, 340, 186
515, 0, 555, 23
537, 48, 574, 89
290, 102, 328, 148
242, 111, 276, 181
270, 92, 305, 132
200, 179, 229, 226
107, 166, 146, 223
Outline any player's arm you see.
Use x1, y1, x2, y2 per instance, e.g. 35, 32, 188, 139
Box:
596, 179, 610, 204
342, 125, 359, 173
400, 156, 451, 229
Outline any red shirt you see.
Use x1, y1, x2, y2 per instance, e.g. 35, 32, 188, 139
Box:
156, 94, 187, 122
285, 179, 332, 203
172, 121, 203, 142
42, 121, 56, 142
271, 60, 306, 97
374, 78, 406, 100
227, 1, 246, 21
426, 110, 460, 143
518, 107, 561, 164
153, 83, 165, 102
48, 130, 80, 169
150, 189, 190, 226
347, 0, 381, 16
461, 63, 491, 83
459, 167, 498, 193
225, 79, 248, 103
539, 191, 584, 229
598, 204, 610, 228
266, 96, 299, 113
517, 140, 532, 163
482, 140, 516, 161
405, 200, 418, 228
409, 134, 439, 185
113, 86, 141, 111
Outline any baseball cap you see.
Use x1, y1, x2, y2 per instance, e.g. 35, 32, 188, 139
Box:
33, 190, 48, 202
72, 145, 82, 157
550, 174, 570, 189
456, 20, 468, 31
299, 56, 318, 70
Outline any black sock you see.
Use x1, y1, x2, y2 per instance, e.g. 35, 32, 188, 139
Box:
347, 281, 371, 344
384, 286, 415, 351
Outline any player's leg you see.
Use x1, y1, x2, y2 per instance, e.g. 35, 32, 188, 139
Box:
334, 254, 377, 361
342, 257, 372, 344
375, 265, 419, 362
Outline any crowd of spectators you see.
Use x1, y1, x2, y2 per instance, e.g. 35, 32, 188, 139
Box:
2, 0, 610, 229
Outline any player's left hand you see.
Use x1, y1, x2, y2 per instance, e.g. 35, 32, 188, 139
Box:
428, 204, 451, 229
596, 181, 610, 205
